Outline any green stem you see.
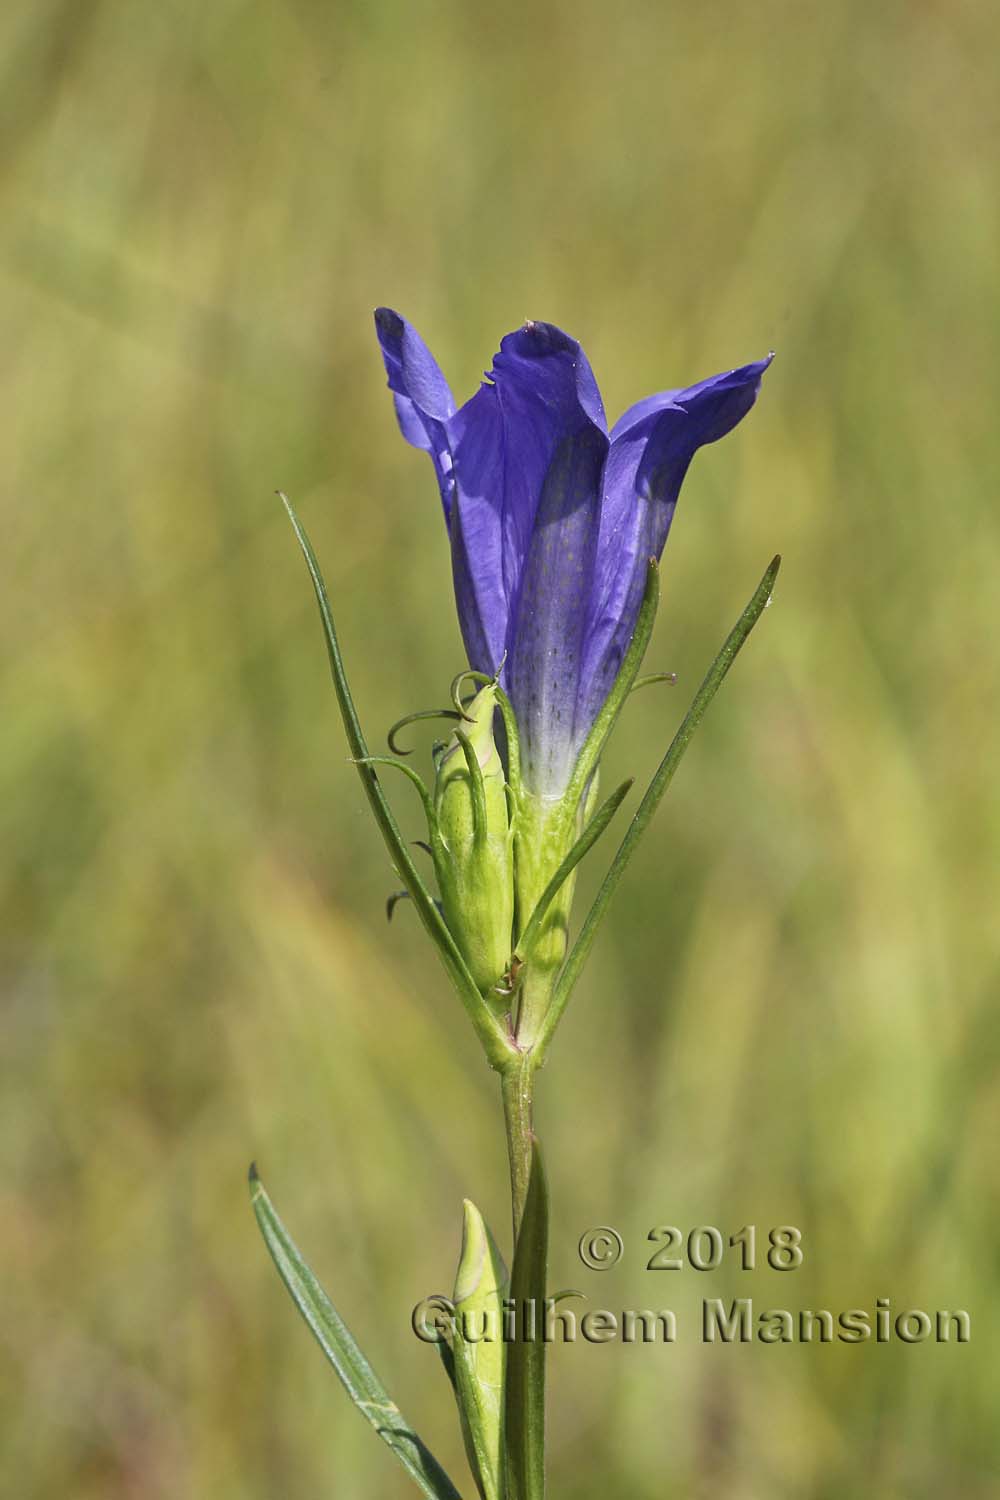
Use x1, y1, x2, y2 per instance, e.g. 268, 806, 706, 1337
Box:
500, 1056, 537, 1242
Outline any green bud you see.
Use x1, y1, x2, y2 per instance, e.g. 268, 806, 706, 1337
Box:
434, 684, 514, 996
452, 1200, 508, 1500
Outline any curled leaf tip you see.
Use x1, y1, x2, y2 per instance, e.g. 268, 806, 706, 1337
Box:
450, 668, 490, 717
386, 890, 411, 923
631, 671, 678, 694
388, 707, 464, 756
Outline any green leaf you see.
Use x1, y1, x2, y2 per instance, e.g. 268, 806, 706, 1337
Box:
278, 491, 513, 1071
349, 754, 440, 834
451, 1201, 509, 1500
249, 1165, 464, 1500
504, 1139, 548, 1500
536, 555, 781, 1062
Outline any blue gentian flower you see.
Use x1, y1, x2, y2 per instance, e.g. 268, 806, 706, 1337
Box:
375, 308, 771, 798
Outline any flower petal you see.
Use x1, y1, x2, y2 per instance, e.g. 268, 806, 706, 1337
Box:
507, 422, 608, 793
447, 322, 609, 721
374, 307, 457, 520
609, 355, 773, 444
578, 356, 773, 732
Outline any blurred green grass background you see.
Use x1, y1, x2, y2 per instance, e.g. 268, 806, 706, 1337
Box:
3, 1, 998, 1496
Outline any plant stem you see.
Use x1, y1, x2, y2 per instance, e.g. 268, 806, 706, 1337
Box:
500, 1055, 537, 1242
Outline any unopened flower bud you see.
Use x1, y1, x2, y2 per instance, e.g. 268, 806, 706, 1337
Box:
433, 683, 514, 996
452, 1200, 508, 1500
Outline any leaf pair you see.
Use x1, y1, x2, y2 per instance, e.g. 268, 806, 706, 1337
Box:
251, 1142, 551, 1500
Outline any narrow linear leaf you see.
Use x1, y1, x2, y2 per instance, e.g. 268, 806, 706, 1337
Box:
514, 778, 633, 965
537, 555, 781, 1061
278, 492, 512, 1069
504, 1139, 548, 1500
349, 755, 442, 851
249, 1165, 464, 1500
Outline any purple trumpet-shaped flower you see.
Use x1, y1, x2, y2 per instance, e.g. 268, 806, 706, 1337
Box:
375, 308, 771, 796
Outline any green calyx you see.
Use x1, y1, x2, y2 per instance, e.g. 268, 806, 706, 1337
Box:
433, 683, 515, 1000
509, 790, 584, 1044
505, 562, 662, 1045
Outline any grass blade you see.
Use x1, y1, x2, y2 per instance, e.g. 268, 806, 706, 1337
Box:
249, 1165, 464, 1500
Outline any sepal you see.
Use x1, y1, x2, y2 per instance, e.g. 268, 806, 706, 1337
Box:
513, 778, 632, 969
